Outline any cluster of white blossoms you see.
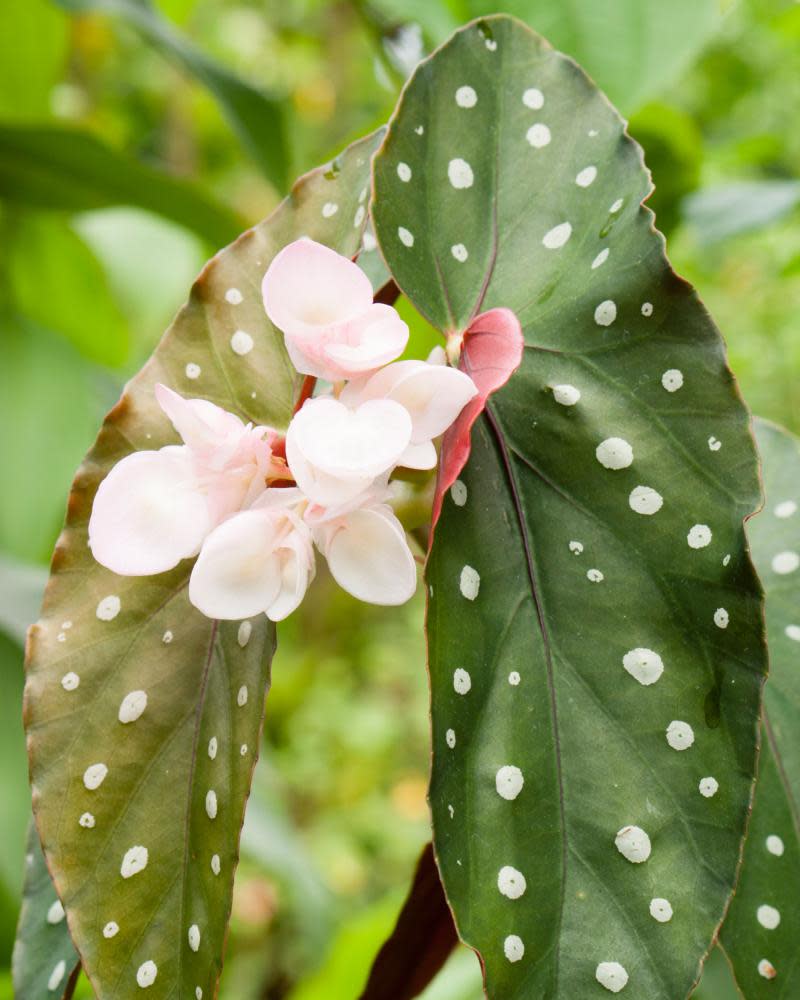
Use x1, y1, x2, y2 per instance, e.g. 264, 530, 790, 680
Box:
89, 238, 477, 621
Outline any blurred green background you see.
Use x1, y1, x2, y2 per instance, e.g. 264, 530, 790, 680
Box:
1, 0, 798, 996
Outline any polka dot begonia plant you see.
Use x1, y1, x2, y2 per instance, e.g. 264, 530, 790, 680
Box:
17, 15, 798, 1000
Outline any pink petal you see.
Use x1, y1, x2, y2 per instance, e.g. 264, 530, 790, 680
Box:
89, 447, 210, 575
432, 308, 524, 527
321, 303, 409, 379
262, 238, 373, 344
324, 506, 417, 605
188, 509, 283, 620
155, 383, 244, 453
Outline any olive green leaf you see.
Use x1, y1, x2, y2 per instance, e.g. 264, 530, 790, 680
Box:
719, 418, 800, 998
23, 129, 382, 999
372, 16, 766, 998
12, 823, 80, 1000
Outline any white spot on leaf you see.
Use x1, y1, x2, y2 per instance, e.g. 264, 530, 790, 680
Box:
596, 961, 629, 993
446, 729, 456, 748
596, 437, 633, 469
497, 865, 527, 899
622, 648, 664, 686
758, 959, 777, 980
451, 480, 468, 506
688, 524, 712, 549
79, 812, 95, 829
237, 685, 248, 707
321, 202, 338, 218
661, 369, 683, 392
629, 486, 663, 515
591, 248, 609, 269
587, 568, 604, 582
451, 243, 468, 262
230, 330, 254, 356
398, 227, 414, 248
649, 898, 673, 922
185, 363, 201, 380
238, 620, 252, 647
453, 668, 471, 695
766, 835, 784, 856
508, 671, 521, 686
504, 935, 525, 962
48, 960, 66, 991
455, 86, 477, 108
775, 500, 797, 518
121, 845, 148, 878
205, 790, 218, 819
61, 672, 80, 691
594, 300, 617, 326
118, 690, 147, 724
757, 905, 780, 930
83, 763, 108, 790
188, 924, 201, 952
136, 961, 157, 988
460, 565, 480, 600
47, 900, 65, 924
496, 765, 524, 801
526, 123, 551, 148
397, 162, 412, 182
211, 854, 221, 875
714, 608, 729, 629
615, 825, 651, 863
225, 288, 243, 305
522, 88, 544, 109
542, 222, 572, 249
447, 158, 474, 189
552, 384, 580, 406
103, 921, 119, 938
699, 777, 719, 798
666, 720, 695, 750
96, 595, 120, 621
641, 302, 654, 317
569, 540, 584, 554
208, 737, 218, 760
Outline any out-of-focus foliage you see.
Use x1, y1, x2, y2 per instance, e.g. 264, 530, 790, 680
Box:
0, 0, 797, 996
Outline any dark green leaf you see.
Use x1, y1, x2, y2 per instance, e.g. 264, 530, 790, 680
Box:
372, 17, 766, 998
24, 130, 382, 999
719, 418, 800, 997
0, 124, 244, 248
53, 0, 288, 188
12, 823, 80, 1000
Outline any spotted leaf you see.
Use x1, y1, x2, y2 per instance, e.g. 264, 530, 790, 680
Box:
372, 16, 766, 999
719, 419, 800, 998
12, 822, 80, 1000
23, 130, 383, 999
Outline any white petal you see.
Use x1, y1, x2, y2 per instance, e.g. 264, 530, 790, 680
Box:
397, 440, 438, 470
286, 397, 411, 504
343, 361, 477, 443
267, 527, 316, 621
324, 506, 417, 605
189, 510, 283, 619
89, 448, 210, 575
262, 238, 373, 341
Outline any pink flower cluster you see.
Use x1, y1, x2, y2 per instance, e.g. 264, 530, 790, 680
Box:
89, 239, 477, 620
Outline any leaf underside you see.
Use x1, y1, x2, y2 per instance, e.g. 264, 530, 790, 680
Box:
12, 822, 80, 1000
372, 16, 767, 999
719, 419, 800, 998
23, 129, 383, 999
